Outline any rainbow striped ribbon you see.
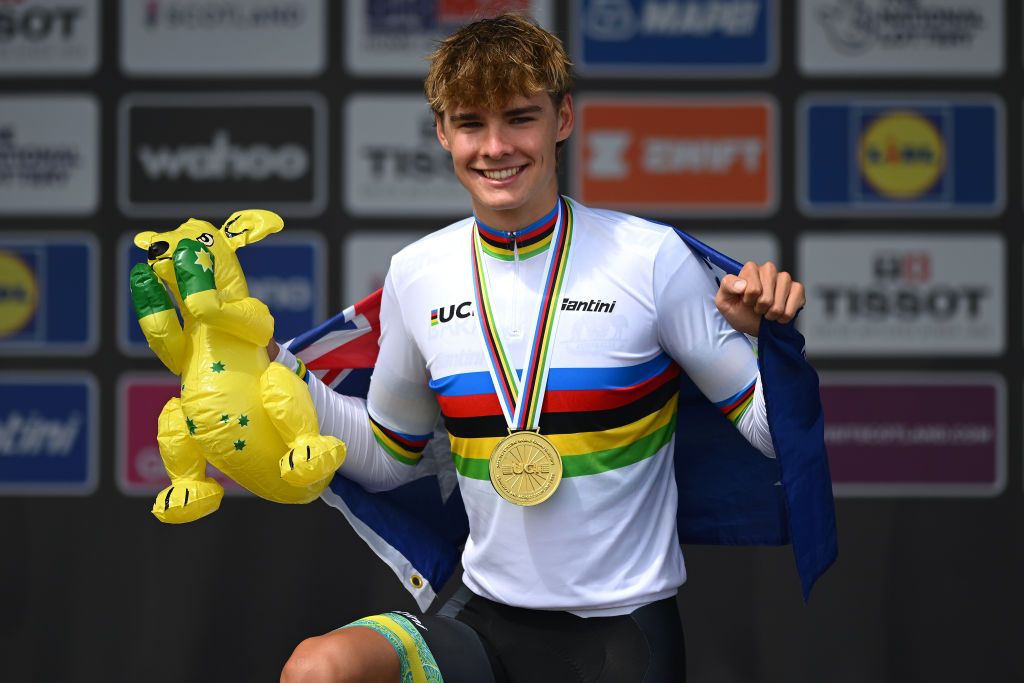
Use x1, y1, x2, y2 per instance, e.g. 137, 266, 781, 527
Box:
470, 197, 575, 431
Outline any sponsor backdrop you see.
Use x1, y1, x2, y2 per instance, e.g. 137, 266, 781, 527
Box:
0, 1, 1021, 682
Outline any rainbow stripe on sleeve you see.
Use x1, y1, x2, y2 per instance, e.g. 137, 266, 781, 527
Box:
369, 416, 432, 466
715, 379, 756, 425
430, 354, 681, 480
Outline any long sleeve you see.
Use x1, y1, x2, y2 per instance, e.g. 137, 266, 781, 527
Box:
653, 231, 775, 458
279, 268, 442, 491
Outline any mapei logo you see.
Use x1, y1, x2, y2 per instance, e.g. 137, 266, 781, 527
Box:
584, 0, 761, 41
575, 97, 775, 214
431, 301, 473, 326
575, 0, 774, 75
857, 110, 945, 200
118, 92, 326, 218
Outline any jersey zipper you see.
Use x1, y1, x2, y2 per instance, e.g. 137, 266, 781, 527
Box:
510, 233, 521, 337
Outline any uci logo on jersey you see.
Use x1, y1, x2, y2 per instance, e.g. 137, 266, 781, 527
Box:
430, 301, 472, 327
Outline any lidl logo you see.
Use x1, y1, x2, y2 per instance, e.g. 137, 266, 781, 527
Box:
0, 250, 38, 338
0, 235, 97, 355
574, 96, 776, 215
858, 110, 945, 200
800, 95, 1003, 216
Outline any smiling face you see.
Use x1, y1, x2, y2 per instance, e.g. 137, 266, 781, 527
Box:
436, 93, 574, 231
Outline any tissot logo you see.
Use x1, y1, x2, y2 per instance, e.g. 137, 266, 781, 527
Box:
561, 297, 617, 313
0, 3, 82, 42
431, 301, 473, 326
799, 234, 1004, 356
820, 250, 988, 321
119, 92, 326, 218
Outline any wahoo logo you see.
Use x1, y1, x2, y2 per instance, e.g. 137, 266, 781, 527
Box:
137, 129, 308, 182
561, 297, 616, 313
431, 301, 472, 326
119, 93, 326, 218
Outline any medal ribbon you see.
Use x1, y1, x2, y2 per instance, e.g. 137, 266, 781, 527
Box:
471, 197, 575, 431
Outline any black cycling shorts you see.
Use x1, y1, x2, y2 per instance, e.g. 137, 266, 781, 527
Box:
345, 584, 686, 683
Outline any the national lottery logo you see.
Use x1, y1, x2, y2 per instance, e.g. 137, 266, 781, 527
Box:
815, 0, 985, 53
574, 97, 775, 215
857, 110, 946, 201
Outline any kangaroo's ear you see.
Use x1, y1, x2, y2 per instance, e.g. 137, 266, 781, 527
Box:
220, 210, 283, 250
134, 231, 158, 250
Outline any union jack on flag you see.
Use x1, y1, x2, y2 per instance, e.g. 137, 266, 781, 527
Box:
286, 288, 383, 398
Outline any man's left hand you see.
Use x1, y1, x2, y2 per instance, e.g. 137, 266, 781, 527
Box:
715, 261, 805, 337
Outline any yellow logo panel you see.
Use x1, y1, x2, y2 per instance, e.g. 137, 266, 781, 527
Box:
0, 250, 39, 338
858, 110, 945, 199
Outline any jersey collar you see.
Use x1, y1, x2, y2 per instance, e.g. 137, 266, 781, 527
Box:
474, 201, 559, 262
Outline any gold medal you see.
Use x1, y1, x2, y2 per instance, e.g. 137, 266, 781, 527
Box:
488, 431, 562, 506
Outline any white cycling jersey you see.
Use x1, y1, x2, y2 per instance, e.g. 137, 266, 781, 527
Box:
283, 197, 775, 615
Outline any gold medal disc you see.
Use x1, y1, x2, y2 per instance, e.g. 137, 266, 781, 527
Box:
488, 431, 562, 506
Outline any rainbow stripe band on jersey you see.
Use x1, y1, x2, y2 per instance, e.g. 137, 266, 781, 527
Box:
716, 379, 756, 425
470, 197, 574, 432
431, 353, 682, 479
368, 416, 432, 466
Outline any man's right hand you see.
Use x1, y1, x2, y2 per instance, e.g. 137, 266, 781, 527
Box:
267, 338, 280, 361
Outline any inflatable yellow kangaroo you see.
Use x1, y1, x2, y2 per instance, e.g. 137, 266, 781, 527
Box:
129, 209, 345, 523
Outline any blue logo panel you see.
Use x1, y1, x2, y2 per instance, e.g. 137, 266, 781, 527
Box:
120, 233, 325, 355
0, 235, 97, 355
800, 96, 1003, 216
575, 0, 775, 74
0, 374, 98, 494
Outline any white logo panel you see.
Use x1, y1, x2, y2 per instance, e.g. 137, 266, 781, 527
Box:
121, 0, 325, 75
344, 94, 472, 217
0, 95, 98, 215
798, 233, 1004, 356
799, 0, 1003, 75
344, 0, 553, 76
0, 0, 100, 75
342, 231, 428, 304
